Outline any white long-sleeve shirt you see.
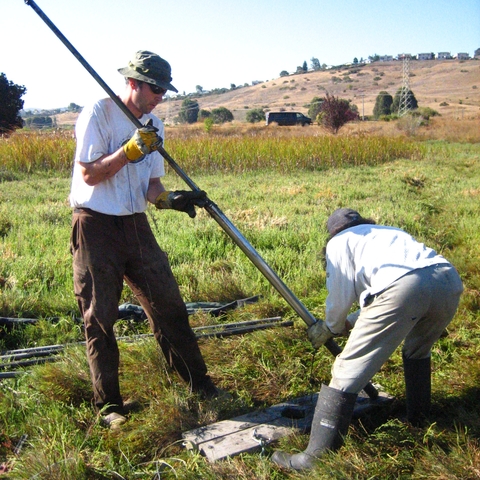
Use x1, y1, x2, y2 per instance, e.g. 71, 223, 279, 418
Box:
325, 224, 449, 334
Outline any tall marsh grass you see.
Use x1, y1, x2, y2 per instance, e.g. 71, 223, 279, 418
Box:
1, 128, 425, 175
166, 134, 425, 174
0, 131, 75, 174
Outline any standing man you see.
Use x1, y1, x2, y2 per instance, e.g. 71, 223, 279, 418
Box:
272, 208, 463, 471
70, 50, 219, 427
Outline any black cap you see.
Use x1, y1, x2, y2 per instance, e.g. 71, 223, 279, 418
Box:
327, 208, 361, 236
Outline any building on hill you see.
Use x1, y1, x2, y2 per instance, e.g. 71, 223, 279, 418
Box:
456, 53, 470, 60
418, 53, 435, 60
437, 52, 452, 60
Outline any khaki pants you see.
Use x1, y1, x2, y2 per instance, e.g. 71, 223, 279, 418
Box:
330, 264, 463, 394
71, 208, 209, 413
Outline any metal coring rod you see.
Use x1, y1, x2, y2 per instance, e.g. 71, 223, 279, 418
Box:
24, 0, 378, 399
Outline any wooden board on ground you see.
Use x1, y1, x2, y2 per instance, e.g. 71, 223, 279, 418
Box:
182, 390, 394, 462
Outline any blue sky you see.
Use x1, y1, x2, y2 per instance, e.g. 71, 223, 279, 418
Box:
2, 0, 479, 109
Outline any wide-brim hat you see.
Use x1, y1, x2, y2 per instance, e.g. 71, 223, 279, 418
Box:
327, 208, 362, 236
118, 50, 178, 93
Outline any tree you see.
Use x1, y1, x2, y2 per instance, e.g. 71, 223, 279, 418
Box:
373, 91, 393, 118
178, 98, 199, 124
391, 87, 418, 114
310, 57, 321, 71
317, 93, 358, 134
353, 57, 359, 65
0, 73, 26, 134
195, 85, 203, 94
308, 96, 324, 120
245, 108, 265, 124
279, 70, 289, 77
211, 107, 233, 124
302, 61, 308, 72
67, 102, 82, 113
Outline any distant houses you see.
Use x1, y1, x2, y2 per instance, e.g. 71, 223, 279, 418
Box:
437, 52, 452, 60
378, 55, 394, 62
425, 52, 470, 60
376, 51, 476, 62
418, 53, 435, 61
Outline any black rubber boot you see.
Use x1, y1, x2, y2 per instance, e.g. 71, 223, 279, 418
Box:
403, 355, 431, 426
271, 384, 358, 471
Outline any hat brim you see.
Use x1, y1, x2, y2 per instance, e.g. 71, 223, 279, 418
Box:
118, 67, 178, 93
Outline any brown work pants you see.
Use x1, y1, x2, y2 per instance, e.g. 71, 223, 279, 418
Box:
71, 208, 209, 413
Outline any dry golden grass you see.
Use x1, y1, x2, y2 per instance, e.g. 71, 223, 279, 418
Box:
415, 116, 480, 143
162, 115, 480, 144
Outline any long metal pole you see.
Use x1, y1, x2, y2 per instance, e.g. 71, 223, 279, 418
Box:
25, 0, 378, 399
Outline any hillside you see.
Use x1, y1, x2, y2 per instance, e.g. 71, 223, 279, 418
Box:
55, 59, 480, 126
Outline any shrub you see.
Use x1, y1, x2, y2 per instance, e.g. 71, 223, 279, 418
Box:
211, 107, 234, 124
416, 107, 440, 120
373, 91, 393, 119
198, 109, 211, 121
308, 96, 324, 121
178, 98, 199, 124
316, 93, 359, 134
203, 117, 214, 133
396, 113, 423, 136
246, 109, 265, 124
24, 116, 55, 129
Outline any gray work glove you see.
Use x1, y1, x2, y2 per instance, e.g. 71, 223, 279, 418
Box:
307, 319, 336, 349
154, 190, 208, 218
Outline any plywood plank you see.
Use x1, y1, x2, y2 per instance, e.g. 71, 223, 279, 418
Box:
182, 390, 394, 462
183, 394, 317, 462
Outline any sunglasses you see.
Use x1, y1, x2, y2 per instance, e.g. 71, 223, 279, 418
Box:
146, 83, 167, 95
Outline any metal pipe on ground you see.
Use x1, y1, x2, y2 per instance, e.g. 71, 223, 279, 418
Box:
0, 317, 292, 376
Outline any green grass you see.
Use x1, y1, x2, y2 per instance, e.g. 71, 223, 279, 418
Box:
0, 130, 479, 478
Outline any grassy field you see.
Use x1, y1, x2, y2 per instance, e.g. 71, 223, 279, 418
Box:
0, 118, 479, 479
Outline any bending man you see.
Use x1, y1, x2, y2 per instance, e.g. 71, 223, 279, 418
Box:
272, 207, 463, 470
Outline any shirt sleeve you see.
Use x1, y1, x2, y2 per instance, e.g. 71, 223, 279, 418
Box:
324, 238, 357, 334
74, 102, 111, 163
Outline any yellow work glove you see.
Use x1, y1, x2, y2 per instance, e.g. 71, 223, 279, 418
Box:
123, 123, 162, 162
155, 190, 207, 218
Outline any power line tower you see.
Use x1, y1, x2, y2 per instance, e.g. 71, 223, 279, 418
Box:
398, 54, 412, 117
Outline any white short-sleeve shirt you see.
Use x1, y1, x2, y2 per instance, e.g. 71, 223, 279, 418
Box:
70, 97, 165, 216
